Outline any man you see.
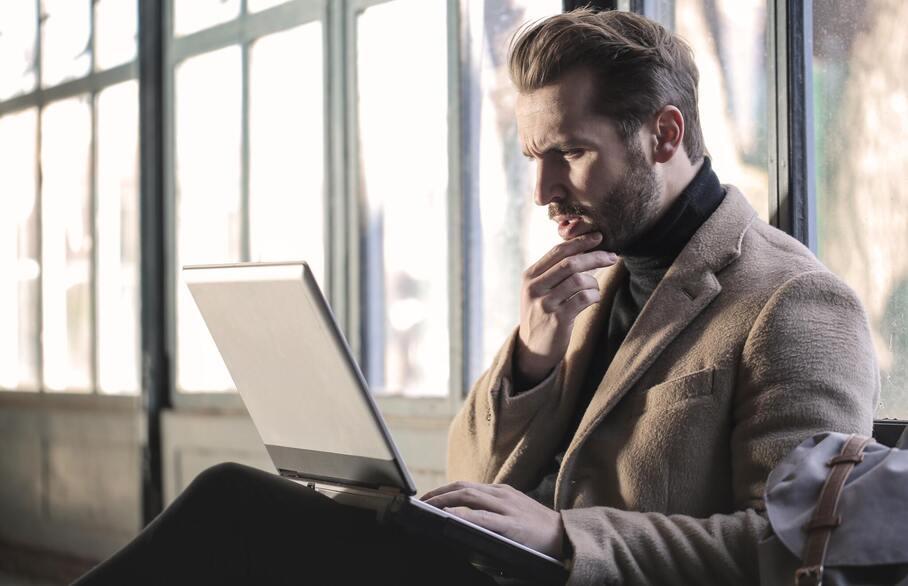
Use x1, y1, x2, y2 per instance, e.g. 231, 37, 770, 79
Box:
422, 8, 878, 586
74, 9, 877, 586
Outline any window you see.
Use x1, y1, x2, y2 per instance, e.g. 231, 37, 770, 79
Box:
467, 0, 564, 380
355, 0, 450, 395
0, 2, 38, 99
40, 97, 94, 392
813, 0, 908, 419
0, 109, 40, 390
0, 0, 140, 395
172, 0, 241, 37
169, 1, 326, 394
3, 0, 902, 420
647, 0, 771, 220
96, 80, 141, 393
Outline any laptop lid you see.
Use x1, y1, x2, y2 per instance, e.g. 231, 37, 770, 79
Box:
183, 261, 416, 495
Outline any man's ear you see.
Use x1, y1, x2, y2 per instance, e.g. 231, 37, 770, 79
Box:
651, 106, 685, 164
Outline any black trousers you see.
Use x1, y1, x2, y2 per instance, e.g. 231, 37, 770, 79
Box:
73, 462, 500, 586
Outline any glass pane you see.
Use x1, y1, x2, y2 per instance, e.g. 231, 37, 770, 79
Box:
95, 0, 137, 70
0, 109, 40, 390
41, 0, 91, 87
248, 0, 289, 13
96, 81, 140, 394
249, 23, 325, 284
175, 47, 242, 392
473, 0, 564, 375
357, 0, 449, 396
0, 2, 38, 99
41, 96, 93, 392
173, 0, 241, 37
662, 0, 770, 219
813, 0, 908, 419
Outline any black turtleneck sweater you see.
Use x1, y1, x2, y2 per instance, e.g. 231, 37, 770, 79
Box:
525, 157, 725, 507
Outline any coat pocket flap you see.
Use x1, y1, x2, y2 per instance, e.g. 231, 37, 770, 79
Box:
643, 367, 716, 406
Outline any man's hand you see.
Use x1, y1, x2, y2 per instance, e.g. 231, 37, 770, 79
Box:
514, 232, 617, 387
421, 481, 566, 559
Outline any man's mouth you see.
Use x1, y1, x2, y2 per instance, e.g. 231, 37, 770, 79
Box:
554, 215, 592, 240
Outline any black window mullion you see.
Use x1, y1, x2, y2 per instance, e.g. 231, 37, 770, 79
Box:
563, 0, 617, 11
138, 0, 169, 526
769, 0, 816, 249
783, 0, 816, 250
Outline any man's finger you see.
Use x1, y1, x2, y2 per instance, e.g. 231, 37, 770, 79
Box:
443, 507, 510, 535
532, 250, 616, 294
420, 480, 475, 502
425, 486, 509, 515
558, 288, 601, 320
539, 272, 600, 312
525, 232, 602, 279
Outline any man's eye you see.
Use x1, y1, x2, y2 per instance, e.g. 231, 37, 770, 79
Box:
563, 149, 584, 159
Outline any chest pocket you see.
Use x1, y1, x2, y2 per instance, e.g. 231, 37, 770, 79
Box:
641, 367, 718, 411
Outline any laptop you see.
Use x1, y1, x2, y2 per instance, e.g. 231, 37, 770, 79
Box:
182, 261, 568, 584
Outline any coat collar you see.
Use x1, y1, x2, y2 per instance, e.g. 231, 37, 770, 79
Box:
554, 186, 757, 508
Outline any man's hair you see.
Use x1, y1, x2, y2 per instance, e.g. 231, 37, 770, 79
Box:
508, 8, 704, 162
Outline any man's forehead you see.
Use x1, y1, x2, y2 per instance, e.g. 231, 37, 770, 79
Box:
515, 71, 596, 122
515, 72, 610, 149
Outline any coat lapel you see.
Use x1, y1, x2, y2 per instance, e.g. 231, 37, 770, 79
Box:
555, 187, 758, 507
556, 262, 627, 412
571, 270, 722, 443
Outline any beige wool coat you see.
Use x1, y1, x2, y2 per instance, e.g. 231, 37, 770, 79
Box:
447, 187, 879, 586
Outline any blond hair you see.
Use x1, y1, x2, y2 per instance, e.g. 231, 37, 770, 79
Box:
509, 8, 704, 162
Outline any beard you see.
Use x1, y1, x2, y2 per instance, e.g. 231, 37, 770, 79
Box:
548, 142, 661, 253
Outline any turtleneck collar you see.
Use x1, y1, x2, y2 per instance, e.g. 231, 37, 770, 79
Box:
621, 156, 725, 271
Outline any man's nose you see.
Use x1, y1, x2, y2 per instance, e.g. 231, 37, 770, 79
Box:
533, 159, 566, 206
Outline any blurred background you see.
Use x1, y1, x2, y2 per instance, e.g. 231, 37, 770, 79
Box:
0, 0, 905, 583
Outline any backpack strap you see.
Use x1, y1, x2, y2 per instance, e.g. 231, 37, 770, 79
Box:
794, 434, 875, 586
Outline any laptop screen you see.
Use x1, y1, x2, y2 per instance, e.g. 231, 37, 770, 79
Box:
184, 262, 414, 493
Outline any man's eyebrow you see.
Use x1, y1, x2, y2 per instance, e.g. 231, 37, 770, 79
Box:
521, 143, 579, 158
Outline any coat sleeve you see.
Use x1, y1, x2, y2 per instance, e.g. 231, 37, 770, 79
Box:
560, 271, 879, 586
447, 328, 563, 484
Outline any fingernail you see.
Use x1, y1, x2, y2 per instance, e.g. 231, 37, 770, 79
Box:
589, 232, 602, 240
607, 253, 618, 262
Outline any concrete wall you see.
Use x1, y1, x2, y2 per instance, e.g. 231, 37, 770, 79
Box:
0, 397, 142, 562
0, 395, 453, 564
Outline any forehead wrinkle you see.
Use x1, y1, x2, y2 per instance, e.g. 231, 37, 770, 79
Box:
516, 79, 601, 156
519, 109, 581, 156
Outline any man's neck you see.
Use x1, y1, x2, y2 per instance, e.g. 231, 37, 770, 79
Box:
660, 156, 705, 214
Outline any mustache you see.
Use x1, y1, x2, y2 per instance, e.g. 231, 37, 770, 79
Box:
548, 201, 591, 220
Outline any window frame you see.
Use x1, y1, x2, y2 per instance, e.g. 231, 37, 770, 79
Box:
0, 0, 141, 400
163, 0, 332, 411
345, 0, 466, 411
163, 0, 468, 418
625, 0, 905, 433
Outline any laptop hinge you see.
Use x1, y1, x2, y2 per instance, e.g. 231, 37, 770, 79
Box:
278, 468, 406, 497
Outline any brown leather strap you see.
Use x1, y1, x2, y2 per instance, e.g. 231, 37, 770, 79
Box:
794, 434, 875, 586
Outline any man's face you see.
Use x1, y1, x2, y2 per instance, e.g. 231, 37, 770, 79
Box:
515, 69, 664, 253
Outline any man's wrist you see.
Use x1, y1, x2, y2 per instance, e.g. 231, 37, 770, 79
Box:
512, 341, 554, 391
512, 365, 553, 392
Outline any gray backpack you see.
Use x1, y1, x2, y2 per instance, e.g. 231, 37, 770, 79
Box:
758, 431, 908, 586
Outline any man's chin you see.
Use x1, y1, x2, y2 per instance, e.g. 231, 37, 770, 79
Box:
593, 232, 621, 254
